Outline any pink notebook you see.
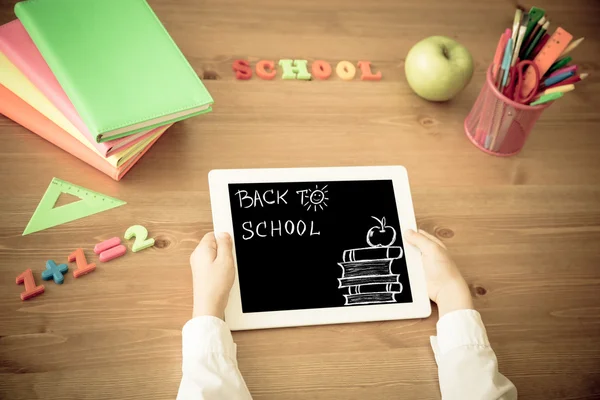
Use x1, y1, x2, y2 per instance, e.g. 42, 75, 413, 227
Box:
0, 19, 158, 157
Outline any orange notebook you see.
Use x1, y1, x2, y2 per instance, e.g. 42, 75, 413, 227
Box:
0, 84, 169, 180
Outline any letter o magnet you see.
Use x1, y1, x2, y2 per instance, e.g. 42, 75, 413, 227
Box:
336, 61, 356, 80
312, 60, 332, 80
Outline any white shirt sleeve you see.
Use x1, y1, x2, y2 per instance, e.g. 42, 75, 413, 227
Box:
178, 310, 516, 400
430, 309, 518, 400
176, 316, 252, 400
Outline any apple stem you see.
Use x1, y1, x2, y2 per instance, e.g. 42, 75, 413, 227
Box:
442, 46, 450, 60
371, 216, 382, 226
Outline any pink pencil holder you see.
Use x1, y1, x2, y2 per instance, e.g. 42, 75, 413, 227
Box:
464, 64, 552, 156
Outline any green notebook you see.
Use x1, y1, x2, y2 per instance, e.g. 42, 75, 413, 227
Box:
15, 0, 213, 142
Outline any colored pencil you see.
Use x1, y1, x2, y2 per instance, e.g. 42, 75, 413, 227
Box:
540, 84, 575, 96
546, 56, 572, 75
543, 71, 575, 87
560, 37, 584, 57
544, 73, 588, 89
521, 16, 545, 57
530, 92, 563, 106
524, 20, 550, 59
529, 34, 549, 60
547, 65, 577, 79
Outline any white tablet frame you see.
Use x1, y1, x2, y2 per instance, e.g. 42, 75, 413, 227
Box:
209, 166, 431, 331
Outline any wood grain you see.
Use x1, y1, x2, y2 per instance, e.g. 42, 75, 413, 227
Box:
1, 0, 600, 398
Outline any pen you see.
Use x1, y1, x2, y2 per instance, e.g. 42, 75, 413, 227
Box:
492, 30, 511, 80
500, 38, 513, 89
542, 71, 575, 87
546, 56, 572, 75
530, 91, 563, 106
560, 37, 584, 57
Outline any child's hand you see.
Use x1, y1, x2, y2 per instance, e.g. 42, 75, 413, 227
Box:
190, 232, 235, 320
405, 229, 473, 317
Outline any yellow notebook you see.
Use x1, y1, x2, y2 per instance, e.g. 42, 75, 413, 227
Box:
0, 50, 150, 167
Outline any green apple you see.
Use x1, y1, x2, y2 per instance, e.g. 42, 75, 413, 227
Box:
405, 36, 474, 101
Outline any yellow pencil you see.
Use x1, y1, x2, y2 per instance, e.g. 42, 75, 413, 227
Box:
542, 84, 575, 96
560, 37, 584, 57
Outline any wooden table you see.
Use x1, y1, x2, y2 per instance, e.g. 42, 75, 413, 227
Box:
1, 0, 599, 398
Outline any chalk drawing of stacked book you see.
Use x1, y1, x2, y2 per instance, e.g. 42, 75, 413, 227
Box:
338, 216, 404, 306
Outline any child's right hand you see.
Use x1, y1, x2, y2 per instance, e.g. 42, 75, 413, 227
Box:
405, 229, 473, 317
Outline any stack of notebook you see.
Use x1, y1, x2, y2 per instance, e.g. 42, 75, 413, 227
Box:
0, 0, 213, 180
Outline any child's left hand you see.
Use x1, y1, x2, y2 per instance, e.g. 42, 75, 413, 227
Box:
190, 232, 235, 320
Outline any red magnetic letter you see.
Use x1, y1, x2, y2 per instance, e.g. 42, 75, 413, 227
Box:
16, 269, 45, 301
311, 60, 332, 80
232, 60, 252, 80
357, 61, 382, 81
256, 60, 276, 80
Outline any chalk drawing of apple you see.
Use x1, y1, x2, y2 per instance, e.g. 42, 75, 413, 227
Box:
366, 216, 397, 247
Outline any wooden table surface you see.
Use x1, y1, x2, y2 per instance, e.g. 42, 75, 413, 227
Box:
1, 0, 599, 398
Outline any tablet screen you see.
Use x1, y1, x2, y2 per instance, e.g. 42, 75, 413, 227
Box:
228, 179, 414, 313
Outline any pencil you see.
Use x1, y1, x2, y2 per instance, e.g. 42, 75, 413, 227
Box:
524, 20, 550, 59
543, 71, 575, 87
547, 65, 577, 79
540, 84, 575, 96
530, 92, 563, 106
560, 37, 584, 58
546, 56, 572, 75
529, 34, 549, 60
544, 73, 588, 89
520, 16, 546, 58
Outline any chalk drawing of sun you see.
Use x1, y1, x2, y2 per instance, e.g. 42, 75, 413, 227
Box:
304, 184, 329, 211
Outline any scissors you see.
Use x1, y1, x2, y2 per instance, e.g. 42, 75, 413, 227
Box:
503, 60, 540, 104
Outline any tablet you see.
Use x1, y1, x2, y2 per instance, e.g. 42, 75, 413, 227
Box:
209, 166, 431, 331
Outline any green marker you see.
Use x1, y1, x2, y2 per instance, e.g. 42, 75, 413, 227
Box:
547, 56, 572, 75
530, 92, 563, 106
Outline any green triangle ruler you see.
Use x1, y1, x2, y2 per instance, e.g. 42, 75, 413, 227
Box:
23, 178, 126, 236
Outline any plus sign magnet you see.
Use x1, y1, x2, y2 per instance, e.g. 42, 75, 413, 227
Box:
41, 260, 69, 284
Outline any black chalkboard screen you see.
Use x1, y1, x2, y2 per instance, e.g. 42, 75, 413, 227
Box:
228, 180, 414, 313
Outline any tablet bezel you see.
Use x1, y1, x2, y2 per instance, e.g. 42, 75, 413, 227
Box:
209, 166, 431, 331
